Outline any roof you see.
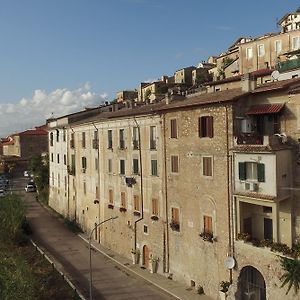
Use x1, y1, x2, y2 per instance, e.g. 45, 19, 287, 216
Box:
278, 12, 300, 25
245, 103, 285, 115
18, 129, 48, 136
204, 75, 241, 86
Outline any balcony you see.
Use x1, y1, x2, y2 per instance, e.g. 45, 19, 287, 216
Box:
234, 133, 283, 147
276, 58, 300, 73
150, 140, 156, 150
133, 140, 139, 150
92, 139, 99, 149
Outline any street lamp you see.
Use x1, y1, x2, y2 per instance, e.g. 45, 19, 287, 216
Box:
89, 216, 118, 300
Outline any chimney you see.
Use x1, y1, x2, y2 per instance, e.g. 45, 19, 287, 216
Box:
165, 93, 170, 105
241, 73, 257, 92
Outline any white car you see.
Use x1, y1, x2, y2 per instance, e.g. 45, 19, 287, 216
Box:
25, 183, 36, 192
0, 189, 6, 197
24, 171, 31, 177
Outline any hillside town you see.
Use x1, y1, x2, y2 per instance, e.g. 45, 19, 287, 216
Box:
2, 6, 300, 300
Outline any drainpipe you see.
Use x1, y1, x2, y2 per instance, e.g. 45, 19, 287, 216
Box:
133, 117, 144, 251
92, 122, 101, 242
162, 114, 170, 273
64, 126, 70, 219
70, 126, 77, 222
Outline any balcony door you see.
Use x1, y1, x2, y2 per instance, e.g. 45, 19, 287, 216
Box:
264, 218, 273, 240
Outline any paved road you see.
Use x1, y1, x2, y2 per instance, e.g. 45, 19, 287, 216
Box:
18, 177, 174, 300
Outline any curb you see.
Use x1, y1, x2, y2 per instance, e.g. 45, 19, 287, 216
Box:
78, 234, 182, 300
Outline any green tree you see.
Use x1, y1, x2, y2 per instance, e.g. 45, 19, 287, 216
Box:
280, 257, 300, 295
29, 154, 49, 191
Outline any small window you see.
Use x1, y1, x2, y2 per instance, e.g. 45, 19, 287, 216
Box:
109, 189, 113, 204
171, 155, 179, 173
257, 44, 265, 57
263, 206, 272, 213
83, 182, 86, 195
246, 47, 253, 59
133, 127, 139, 149
170, 119, 178, 138
152, 198, 158, 216
82, 132, 86, 148
143, 225, 148, 234
238, 162, 265, 182
133, 159, 139, 175
275, 40, 282, 53
203, 215, 213, 234
119, 129, 125, 149
81, 157, 87, 169
292, 36, 299, 50
57, 154, 60, 164
151, 159, 158, 176
150, 126, 157, 150
198, 116, 213, 138
108, 159, 112, 173
134, 195, 140, 211
95, 158, 98, 170
50, 132, 54, 146
63, 130, 66, 142
96, 186, 100, 199
64, 154, 66, 165
120, 160, 125, 175
202, 156, 213, 177
108, 130, 113, 149
121, 192, 126, 208
51, 153, 54, 162
56, 130, 59, 142
171, 207, 180, 224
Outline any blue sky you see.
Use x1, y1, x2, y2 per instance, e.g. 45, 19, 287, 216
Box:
0, 0, 297, 136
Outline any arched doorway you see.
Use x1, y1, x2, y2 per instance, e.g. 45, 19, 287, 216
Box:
237, 266, 266, 300
143, 245, 149, 268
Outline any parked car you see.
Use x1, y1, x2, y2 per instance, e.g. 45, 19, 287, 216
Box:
24, 171, 31, 177
25, 183, 36, 192
0, 189, 6, 197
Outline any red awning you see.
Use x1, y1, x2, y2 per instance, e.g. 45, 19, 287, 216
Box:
245, 104, 285, 115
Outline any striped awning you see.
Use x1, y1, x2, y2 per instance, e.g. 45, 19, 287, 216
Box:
245, 103, 285, 115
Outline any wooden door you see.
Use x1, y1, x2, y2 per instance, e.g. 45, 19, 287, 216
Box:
143, 245, 149, 268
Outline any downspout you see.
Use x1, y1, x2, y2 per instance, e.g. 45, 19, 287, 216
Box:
65, 127, 70, 219
133, 117, 144, 251
92, 122, 101, 242
70, 126, 77, 222
162, 114, 170, 273
225, 105, 233, 283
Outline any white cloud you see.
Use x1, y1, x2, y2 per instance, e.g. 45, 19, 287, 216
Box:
0, 83, 108, 137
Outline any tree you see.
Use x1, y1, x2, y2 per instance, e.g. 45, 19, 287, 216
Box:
144, 89, 151, 101
29, 154, 49, 191
280, 257, 300, 295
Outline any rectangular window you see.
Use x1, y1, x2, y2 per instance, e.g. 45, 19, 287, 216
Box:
151, 159, 158, 176
133, 159, 139, 175
63, 130, 66, 142
257, 44, 265, 57
95, 158, 98, 170
64, 154, 66, 165
56, 130, 59, 142
134, 195, 140, 211
108, 130, 113, 149
119, 129, 125, 149
202, 156, 213, 177
198, 116, 213, 138
108, 159, 112, 173
203, 215, 213, 234
51, 153, 54, 162
121, 192, 126, 208
238, 162, 265, 182
96, 186, 100, 199
275, 40, 282, 53
170, 119, 178, 138
93, 131, 98, 149
120, 159, 125, 175
70, 133, 75, 148
246, 47, 253, 59
171, 155, 179, 173
109, 189, 113, 204
82, 132, 86, 148
82, 157, 87, 169
152, 198, 158, 216
171, 207, 179, 224
50, 132, 53, 146
150, 126, 157, 150
292, 36, 299, 50
57, 154, 60, 164
71, 154, 76, 175
83, 182, 86, 195
58, 174, 60, 188
133, 127, 139, 149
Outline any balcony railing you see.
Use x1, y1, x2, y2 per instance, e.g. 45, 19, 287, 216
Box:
234, 134, 283, 147
276, 58, 300, 73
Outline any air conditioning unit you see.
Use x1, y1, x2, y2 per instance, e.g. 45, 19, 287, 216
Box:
81, 168, 86, 173
245, 182, 259, 192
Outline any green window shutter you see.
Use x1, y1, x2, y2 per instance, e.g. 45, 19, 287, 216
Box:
257, 163, 265, 182
238, 162, 246, 180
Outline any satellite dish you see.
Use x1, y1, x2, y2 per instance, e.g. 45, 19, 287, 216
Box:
271, 70, 280, 80
224, 256, 235, 269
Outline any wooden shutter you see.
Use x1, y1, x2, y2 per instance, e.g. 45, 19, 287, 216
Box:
204, 215, 213, 234
257, 163, 265, 182
203, 157, 212, 176
151, 160, 158, 176
171, 156, 179, 173
121, 192, 126, 207
134, 195, 140, 211
171, 207, 179, 223
198, 117, 203, 137
152, 198, 158, 215
239, 162, 246, 180
207, 116, 214, 138
170, 119, 177, 138
109, 189, 113, 203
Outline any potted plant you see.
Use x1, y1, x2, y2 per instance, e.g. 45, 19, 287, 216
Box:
149, 254, 159, 273
131, 248, 140, 264
219, 281, 230, 300
199, 231, 214, 243
169, 221, 180, 231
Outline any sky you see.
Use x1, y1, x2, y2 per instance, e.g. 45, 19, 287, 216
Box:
0, 0, 298, 137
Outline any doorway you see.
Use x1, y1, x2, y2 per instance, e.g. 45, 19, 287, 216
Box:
143, 245, 149, 268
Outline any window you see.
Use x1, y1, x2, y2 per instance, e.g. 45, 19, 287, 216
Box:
56, 130, 59, 142
108, 130, 113, 149
120, 159, 125, 175
95, 158, 98, 170
70, 133, 75, 148
82, 157, 87, 169
238, 162, 265, 182
203, 215, 213, 234
202, 156, 213, 177
133, 127, 139, 149
150, 126, 157, 150
121, 192, 126, 208
170, 119, 178, 138
58, 174, 60, 188
292, 36, 299, 50
134, 195, 140, 211
109, 189, 113, 204
51, 153, 54, 162
82, 132, 86, 148
64, 154, 66, 165
52, 172, 54, 185
108, 159, 112, 173
57, 154, 60, 164
133, 159, 139, 175
119, 129, 125, 149
63, 130, 66, 142
257, 44, 265, 57
171, 155, 179, 173
96, 186, 100, 199
93, 131, 98, 149
275, 40, 282, 53
143, 225, 148, 234
246, 47, 253, 59
50, 132, 54, 146
198, 116, 213, 138
83, 182, 86, 195
151, 159, 158, 176
171, 207, 180, 228
71, 154, 76, 174
152, 198, 158, 216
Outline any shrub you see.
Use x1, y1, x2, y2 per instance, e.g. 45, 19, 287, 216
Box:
197, 285, 204, 294
280, 257, 300, 295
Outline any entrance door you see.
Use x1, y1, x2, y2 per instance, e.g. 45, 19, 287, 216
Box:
143, 245, 149, 268
243, 217, 252, 236
264, 218, 273, 240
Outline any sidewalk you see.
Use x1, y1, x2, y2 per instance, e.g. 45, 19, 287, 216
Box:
79, 233, 213, 300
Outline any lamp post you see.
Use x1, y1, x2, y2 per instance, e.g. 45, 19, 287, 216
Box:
89, 216, 118, 300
